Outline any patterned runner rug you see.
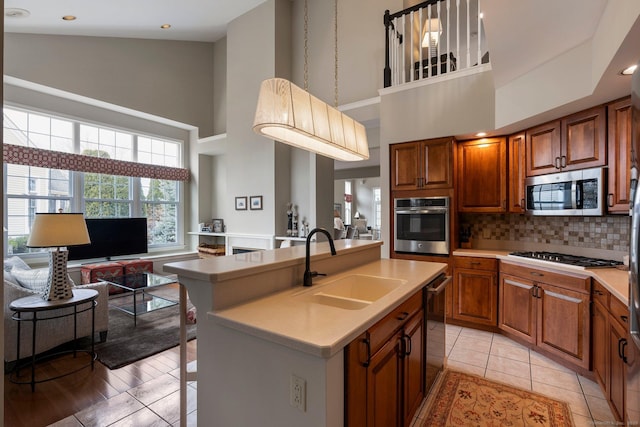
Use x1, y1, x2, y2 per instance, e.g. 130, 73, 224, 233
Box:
421, 370, 574, 427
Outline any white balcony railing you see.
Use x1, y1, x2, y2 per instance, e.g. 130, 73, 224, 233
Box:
384, 0, 488, 88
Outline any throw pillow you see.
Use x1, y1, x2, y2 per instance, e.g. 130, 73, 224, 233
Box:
11, 267, 50, 294
4, 256, 31, 283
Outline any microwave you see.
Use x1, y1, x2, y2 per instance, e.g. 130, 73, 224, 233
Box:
525, 167, 605, 216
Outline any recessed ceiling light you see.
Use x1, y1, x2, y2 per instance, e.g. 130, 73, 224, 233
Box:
160, 24, 171, 29
5, 8, 30, 18
621, 64, 638, 75
476, 132, 487, 137
62, 15, 77, 21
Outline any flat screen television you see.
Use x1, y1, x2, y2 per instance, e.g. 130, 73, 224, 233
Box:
68, 218, 148, 261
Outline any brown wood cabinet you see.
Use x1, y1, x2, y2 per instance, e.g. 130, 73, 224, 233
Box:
508, 132, 526, 213
451, 257, 498, 327
607, 97, 632, 214
345, 290, 425, 427
526, 107, 606, 176
590, 280, 630, 423
390, 138, 453, 191
499, 262, 591, 371
457, 137, 507, 213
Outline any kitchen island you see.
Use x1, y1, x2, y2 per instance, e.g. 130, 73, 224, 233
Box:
164, 239, 447, 427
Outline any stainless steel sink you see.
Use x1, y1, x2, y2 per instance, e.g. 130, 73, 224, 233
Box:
300, 274, 407, 310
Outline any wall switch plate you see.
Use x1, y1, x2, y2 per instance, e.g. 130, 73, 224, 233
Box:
290, 374, 306, 412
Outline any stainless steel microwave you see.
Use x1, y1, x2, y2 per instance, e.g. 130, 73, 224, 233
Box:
525, 167, 605, 216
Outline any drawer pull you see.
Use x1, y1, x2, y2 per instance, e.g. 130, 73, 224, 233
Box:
530, 272, 544, 277
470, 262, 482, 266
397, 311, 409, 321
621, 315, 629, 323
593, 290, 603, 296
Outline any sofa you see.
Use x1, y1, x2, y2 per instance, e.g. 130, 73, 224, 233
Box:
3, 277, 109, 365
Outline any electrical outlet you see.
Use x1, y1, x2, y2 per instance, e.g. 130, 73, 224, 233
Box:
482, 229, 491, 239
290, 374, 306, 412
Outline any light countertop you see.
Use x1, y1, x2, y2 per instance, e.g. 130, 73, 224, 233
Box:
453, 249, 629, 305
211, 259, 448, 358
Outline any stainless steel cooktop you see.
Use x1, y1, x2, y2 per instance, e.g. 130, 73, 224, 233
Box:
508, 251, 623, 268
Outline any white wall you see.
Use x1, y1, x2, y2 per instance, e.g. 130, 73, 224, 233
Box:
4, 34, 216, 138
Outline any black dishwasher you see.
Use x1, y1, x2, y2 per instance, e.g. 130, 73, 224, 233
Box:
425, 274, 450, 393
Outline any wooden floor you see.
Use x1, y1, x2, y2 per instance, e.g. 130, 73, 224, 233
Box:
4, 338, 197, 427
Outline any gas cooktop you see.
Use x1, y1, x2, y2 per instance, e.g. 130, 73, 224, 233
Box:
508, 251, 623, 268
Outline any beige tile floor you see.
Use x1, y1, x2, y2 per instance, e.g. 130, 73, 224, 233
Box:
412, 325, 617, 427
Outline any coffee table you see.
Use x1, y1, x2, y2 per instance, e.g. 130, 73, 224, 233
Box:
99, 273, 178, 326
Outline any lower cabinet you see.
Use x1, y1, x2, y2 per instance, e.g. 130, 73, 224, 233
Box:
451, 257, 498, 328
592, 280, 629, 423
345, 290, 425, 427
499, 262, 591, 370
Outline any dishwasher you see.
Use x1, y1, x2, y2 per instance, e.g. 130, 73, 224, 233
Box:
425, 273, 451, 393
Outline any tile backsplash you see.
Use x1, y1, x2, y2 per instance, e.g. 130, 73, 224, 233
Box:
461, 214, 630, 253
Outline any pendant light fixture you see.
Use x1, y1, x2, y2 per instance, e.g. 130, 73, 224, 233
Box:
253, 0, 369, 162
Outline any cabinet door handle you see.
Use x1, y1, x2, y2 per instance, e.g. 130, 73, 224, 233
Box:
619, 338, 628, 364
521, 198, 526, 209
403, 334, 412, 356
560, 155, 567, 168
555, 157, 561, 169
593, 290, 603, 296
362, 338, 371, 367
621, 315, 629, 323
608, 193, 614, 207
397, 311, 409, 321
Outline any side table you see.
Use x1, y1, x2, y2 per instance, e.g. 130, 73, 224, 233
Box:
9, 288, 98, 391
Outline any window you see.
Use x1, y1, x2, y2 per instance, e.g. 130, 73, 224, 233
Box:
373, 187, 382, 231
3, 106, 185, 257
344, 181, 352, 224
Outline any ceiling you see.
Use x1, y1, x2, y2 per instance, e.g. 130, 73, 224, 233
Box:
3, 0, 269, 43
4, 0, 640, 138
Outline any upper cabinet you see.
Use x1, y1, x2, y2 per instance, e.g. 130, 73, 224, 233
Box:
391, 138, 454, 191
508, 133, 526, 213
457, 137, 507, 213
607, 97, 632, 214
526, 106, 606, 177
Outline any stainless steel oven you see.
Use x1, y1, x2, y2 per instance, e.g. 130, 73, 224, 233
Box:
394, 197, 449, 255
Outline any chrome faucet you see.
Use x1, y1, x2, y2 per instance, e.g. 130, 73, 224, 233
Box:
303, 227, 337, 287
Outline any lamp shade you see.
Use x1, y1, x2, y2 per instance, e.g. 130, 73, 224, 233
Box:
27, 213, 91, 248
253, 78, 369, 162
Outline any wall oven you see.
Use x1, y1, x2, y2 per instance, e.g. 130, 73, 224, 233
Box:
525, 167, 605, 216
394, 197, 449, 255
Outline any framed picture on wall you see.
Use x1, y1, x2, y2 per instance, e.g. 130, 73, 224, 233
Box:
250, 196, 263, 210
235, 196, 247, 210
334, 203, 342, 217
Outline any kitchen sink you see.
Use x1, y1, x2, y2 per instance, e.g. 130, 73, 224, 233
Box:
303, 274, 407, 310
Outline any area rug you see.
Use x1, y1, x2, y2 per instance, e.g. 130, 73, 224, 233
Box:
420, 370, 574, 427
88, 287, 196, 369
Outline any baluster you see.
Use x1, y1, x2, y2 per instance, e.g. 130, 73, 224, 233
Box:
456, 0, 460, 71
477, 0, 482, 65
399, 17, 407, 83
427, 3, 432, 78
410, 10, 415, 82
436, 1, 441, 76
418, 7, 423, 81
466, 0, 471, 68
446, 0, 451, 73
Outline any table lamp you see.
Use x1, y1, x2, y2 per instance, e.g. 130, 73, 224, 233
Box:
26, 213, 91, 301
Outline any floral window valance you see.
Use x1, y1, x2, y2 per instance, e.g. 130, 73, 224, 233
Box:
2, 143, 190, 181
